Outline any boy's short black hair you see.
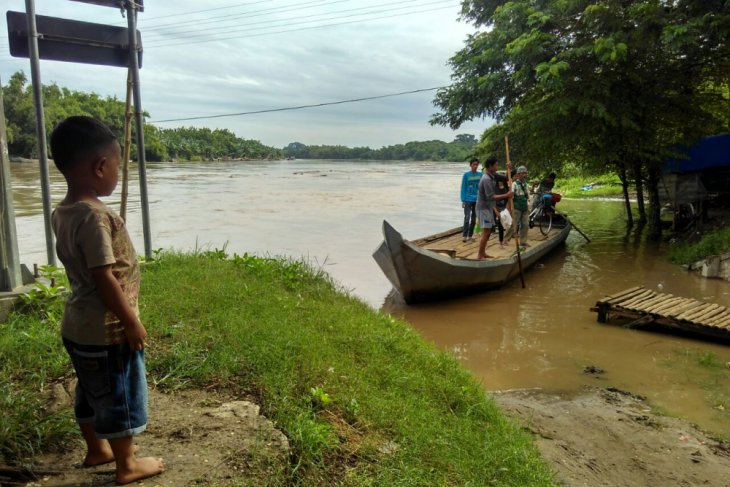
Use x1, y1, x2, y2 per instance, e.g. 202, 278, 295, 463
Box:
50, 116, 117, 174
469, 157, 480, 164
485, 156, 498, 167
548, 172, 557, 179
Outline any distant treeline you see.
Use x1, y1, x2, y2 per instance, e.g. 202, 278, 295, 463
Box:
282, 135, 477, 161
2, 71, 477, 163
2, 71, 281, 161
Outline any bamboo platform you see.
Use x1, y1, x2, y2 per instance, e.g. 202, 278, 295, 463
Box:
591, 286, 730, 341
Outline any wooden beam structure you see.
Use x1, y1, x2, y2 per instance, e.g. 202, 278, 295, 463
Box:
591, 286, 730, 342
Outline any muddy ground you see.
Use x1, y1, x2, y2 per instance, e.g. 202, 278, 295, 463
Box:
7, 385, 730, 486
493, 387, 730, 487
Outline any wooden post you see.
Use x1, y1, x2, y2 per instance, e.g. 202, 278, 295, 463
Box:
120, 68, 133, 221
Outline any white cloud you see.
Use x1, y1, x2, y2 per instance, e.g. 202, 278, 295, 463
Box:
1, 0, 491, 148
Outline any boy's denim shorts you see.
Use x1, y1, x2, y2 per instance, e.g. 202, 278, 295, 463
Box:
63, 338, 148, 439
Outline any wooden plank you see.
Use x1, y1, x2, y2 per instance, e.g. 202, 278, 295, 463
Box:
668, 301, 706, 318
653, 297, 694, 315
690, 304, 722, 322
642, 295, 678, 313
676, 303, 713, 320
713, 313, 730, 327
707, 314, 730, 328
663, 300, 702, 317
680, 303, 718, 321
646, 296, 684, 314
599, 286, 644, 304
618, 290, 655, 308
626, 293, 667, 311
617, 288, 653, 304
693, 307, 729, 326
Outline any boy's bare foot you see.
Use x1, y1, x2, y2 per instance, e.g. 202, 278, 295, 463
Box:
84, 444, 139, 467
83, 448, 114, 467
116, 457, 164, 485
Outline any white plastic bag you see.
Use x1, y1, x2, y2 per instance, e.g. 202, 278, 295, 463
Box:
500, 208, 513, 227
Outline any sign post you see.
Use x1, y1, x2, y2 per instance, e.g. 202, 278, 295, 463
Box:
125, 0, 152, 259
20, 0, 56, 266
6, 0, 152, 260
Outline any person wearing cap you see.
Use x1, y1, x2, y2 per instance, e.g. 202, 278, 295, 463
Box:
512, 165, 530, 245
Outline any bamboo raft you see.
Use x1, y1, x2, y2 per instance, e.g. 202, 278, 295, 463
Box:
591, 286, 730, 341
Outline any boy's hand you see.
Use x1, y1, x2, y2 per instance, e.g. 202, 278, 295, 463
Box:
91, 265, 147, 350
125, 320, 148, 351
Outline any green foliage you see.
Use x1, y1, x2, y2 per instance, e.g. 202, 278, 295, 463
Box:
434, 0, 730, 236
667, 227, 730, 264
282, 134, 478, 161
1, 71, 282, 162
19, 265, 68, 323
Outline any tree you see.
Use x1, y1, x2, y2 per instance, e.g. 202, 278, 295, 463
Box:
433, 0, 730, 238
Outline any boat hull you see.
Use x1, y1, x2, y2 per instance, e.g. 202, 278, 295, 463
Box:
373, 220, 571, 304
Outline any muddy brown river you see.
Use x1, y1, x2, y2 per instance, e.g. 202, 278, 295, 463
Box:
10, 159, 730, 437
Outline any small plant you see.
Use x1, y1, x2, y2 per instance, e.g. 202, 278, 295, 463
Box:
20, 265, 68, 322
309, 386, 333, 410
343, 398, 360, 424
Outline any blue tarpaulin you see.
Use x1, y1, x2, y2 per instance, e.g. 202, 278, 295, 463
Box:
664, 134, 730, 174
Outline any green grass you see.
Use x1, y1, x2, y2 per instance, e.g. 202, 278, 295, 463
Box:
667, 227, 730, 264
550, 173, 623, 199
0, 302, 77, 463
1, 251, 555, 485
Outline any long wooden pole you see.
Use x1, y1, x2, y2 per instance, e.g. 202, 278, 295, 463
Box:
556, 209, 592, 243
504, 135, 525, 288
120, 68, 133, 221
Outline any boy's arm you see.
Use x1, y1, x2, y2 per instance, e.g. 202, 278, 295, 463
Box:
90, 265, 147, 351
460, 173, 467, 203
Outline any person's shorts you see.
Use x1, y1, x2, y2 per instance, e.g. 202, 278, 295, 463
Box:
478, 208, 495, 229
63, 338, 148, 439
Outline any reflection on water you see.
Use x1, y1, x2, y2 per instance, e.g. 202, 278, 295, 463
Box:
10, 159, 730, 436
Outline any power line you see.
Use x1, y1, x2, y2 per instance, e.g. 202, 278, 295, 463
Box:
137, 0, 274, 23
140, 0, 346, 31
149, 4, 459, 48
143, 0, 446, 41
149, 86, 446, 123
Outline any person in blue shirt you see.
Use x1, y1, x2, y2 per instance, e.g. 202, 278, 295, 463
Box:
460, 158, 482, 242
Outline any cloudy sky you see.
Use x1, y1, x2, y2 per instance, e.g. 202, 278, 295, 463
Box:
1, 0, 490, 148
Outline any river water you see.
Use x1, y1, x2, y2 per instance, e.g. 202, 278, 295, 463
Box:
10, 159, 730, 436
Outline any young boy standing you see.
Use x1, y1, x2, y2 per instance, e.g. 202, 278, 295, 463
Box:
50, 116, 164, 484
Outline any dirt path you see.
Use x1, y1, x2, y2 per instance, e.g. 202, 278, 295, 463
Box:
12, 385, 730, 486
19, 388, 289, 486
493, 387, 730, 487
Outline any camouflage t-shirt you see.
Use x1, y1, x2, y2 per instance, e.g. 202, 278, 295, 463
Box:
52, 199, 140, 346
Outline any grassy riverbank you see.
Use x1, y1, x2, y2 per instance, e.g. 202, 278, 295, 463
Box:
1, 252, 553, 485
552, 173, 623, 199
668, 227, 730, 264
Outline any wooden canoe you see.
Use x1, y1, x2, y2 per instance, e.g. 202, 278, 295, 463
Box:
373, 216, 571, 304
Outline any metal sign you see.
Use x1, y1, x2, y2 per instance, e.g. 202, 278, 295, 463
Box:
69, 0, 144, 12
6, 11, 142, 67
